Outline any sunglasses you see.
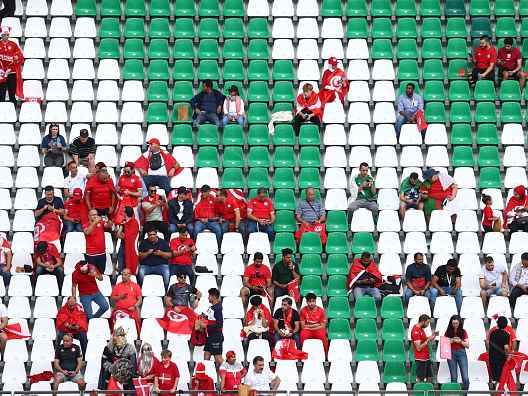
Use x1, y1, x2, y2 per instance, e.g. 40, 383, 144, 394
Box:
149, 190, 157, 193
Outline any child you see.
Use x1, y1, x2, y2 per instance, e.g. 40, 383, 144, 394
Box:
482, 194, 499, 232
222, 85, 246, 127
154, 349, 179, 396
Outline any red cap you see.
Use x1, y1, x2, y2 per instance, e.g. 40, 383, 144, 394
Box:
124, 161, 135, 169
195, 362, 206, 374
226, 351, 236, 359
147, 138, 161, 145
72, 188, 82, 198
328, 56, 338, 66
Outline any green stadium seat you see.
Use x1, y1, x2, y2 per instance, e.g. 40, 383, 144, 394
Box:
413, 382, 434, 396
248, 147, 270, 167
248, 168, 271, 189
174, 19, 195, 38
198, 18, 220, 39
123, 59, 145, 80
521, 20, 528, 38
299, 168, 320, 189
247, 103, 270, 124
274, 189, 296, 211
478, 146, 500, 167
326, 233, 349, 255
99, 18, 120, 38
300, 233, 323, 254
383, 361, 408, 383
248, 124, 270, 146
248, 60, 270, 81
171, 60, 193, 80
495, 0, 515, 16
423, 81, 445, 101
452, 146, 474, 167
396, 0, 416, 16
328, 319, 352, 340
273, 147, 295, 168
273, 60, 295, 81
440, 383, 462, 395
470, 17, 492, 39
450, 102, 472, 124
496, 18, 517, 38
247, 19, 270, 39
146, 103, 168, 124
300, 275, 324, 297
355, 318, 378, 341
445, 0, 466, 16
198, 0, 220, 16
479, 167, 502, 189
355, 340, 380, 361
299, 147, 320, 168
447, 38, 468, 59
198, 60, 220, 80
171, 125, 193, 146
100, 0, 121, 16
371, 18, 393, 39
223, 147, 244, 168
382, 319, 405, 341
321, 0, 342, 16
523, 40, 528, 58
173, 39, 194, 59
273, 232, 296, 254
397, 39, 418, 59
223, 39, 245, 59
476, 124, 499, 145
354, 296, 377, 319
446, 18, 467, 38
223, 18, 245, 38
149, 0, 170, 17
425, 102, 446, 123
522, 1, 528, 17
327, 254, 349, 275
371, 0, 392, 16
351, 232, 376, 254
222, 168, 245, 189
421, 18, 442, 38
423, 59, 444, 80
299, 125, 321, 146
501, 102, 523, 123
148, 39, 170, 60
448, 80, 471, 101
99, 38, 120, 59
300, 254, 323, 276
149, 18, 171, 39
273, 82, 295, 102
223, 60, 245, 81
421, 38, 443, 59
125, 0, 145, 17
274, 210, 296, 233
380, 296, 404, 319
273, 125, 295, 146
75, 0, 97, 16
172, 102, 192, 124
197, 125, 219, 146
474, 80, 496, 101
198, 39, 219, 59
346, 0, 368, 16
147, 81, 169, 102
273, 168, 296, 189
326, 211, 348, 233
327, 275, 347, 297
383, 340, 406, 362
347, 19, 369, 39
371, 39, 393, 59
248, 81, 270, 102
124, 18, 144, 38
421, 0, 441, 16
223, 0, 244, 17
500, 80, 522, 102
398, 60, 419, 81
475, 102, 497, 123
447, 60, 469, 80
248, 39, 270, 60
327, 297, 351, 319
450, 124, 473, 145
223, 125, 244, 146
470, 0, 490, 16
196, 147, 220, 168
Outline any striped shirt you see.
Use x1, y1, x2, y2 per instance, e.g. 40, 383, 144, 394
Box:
69, 136, 96, 159
295, 199, 325, 223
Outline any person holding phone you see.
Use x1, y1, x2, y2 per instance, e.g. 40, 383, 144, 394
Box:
444, 315, 469, 389
72, 260, 108, 319
411, 314, 437, 383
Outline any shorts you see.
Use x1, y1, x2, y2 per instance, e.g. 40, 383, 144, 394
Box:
416, 360, 432, 381
499, 68, 520, 79
55, 371, 84, 383
204, 332, 224, 356
483, 286, 502, 297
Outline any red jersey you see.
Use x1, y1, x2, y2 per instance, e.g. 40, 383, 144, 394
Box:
219, 362, 246, 391
117, 174, 142, 207
111, 281, 141, 310
72, 266, 100, 296
474, 46, 497, 70
300, 306, 326, 326
194, 196, 217, 220
64, 197, 88, 224
34, 243, 60, 265
448, 329, 468, 352
497, 47, 521, 71
84, 220, 106, 256
85, 176, 115, 210
0, 40, 24, 72
243, 263, 271, 288
411, 324, 430, 361
157, 361, 180, 395
170, 237, 194, 265
247, 198, 274, 220
482, 206, 494, 228
215, 197, 239, 222
56, 303, 88, 334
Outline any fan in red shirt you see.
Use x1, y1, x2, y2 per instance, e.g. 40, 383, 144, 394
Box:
116, 207, 140, 274
411, 314, 437, 383
84, 166, 117, 217
71, 260, 109, 319
240, 252, 273, 307
117, 162, 143, 208
247, 188, 275, 240
190, 362, 215, 396
299, 293, 328, 353
154, 350, 179, 396
215, 189, 242, 234
293, 83, 322, 133
56, 296, 88, 355
63, 188, 89, 234
481, 194, 500, 233
219, 351, 246, 392
33, 240, 64, 289
110, 268, 142, 333
0, 26, 24, 102
137, 342, 160, 384
191, 184, 222, 244
83, 209, 112, 274
169, 226, 196, 283
497, 37, 524, 87
470, 35, 497, 85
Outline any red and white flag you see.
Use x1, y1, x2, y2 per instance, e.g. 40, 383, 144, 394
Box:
4, 322, 30, 340
272, 338, 308, 361
133, 377, 152, 396
157, 307, 197, 335
107, 376, 124, 396
34, 212, 62, 242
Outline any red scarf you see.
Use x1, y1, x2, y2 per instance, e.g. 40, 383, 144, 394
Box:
504, 185, 528, 226
282, 307, 293, 332
134, 150, 181, 177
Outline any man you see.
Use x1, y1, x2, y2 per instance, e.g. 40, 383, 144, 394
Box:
83, 209, 112, 274
399, 172, 423, 219
134, 138, 181, 194
299, 292, 328, 352
84, 165, 117, 217
430, 258, 462, 312
190, 362, 215, 396
169, 226, 196, 282
219, 350, 246, 392
192, 184, 223, 244
293, 83, 322, 133
41, 123, 66, 167
0, 232, 11, 286
63, 188, 88, 233
116, 206, 140, 274
168, 186, 193, 234
116, 162, 142, 210
56, 296, 88, 355
53, 334, 85, 393
347, 252, 383, 303
110, 268, 142, 333
63, 160, 87, 198
69, 129, 96, 169
72, 260, 109, 319
247, 188, 275, 240
138, 229, 172, 289
403, 253, 432, 305
141, 185, 170, 241
203, 288, 224, 365
488, 316, 511, 384
509, 252, 528, 310
497, 37, 524, 87
348, 162, 379, 219
272, 248, 300, 298
164, 271, 201, 309
480, 255, 509, 306
243, 356, 280, 392
420, 168, 459, 222
35, 185, 64, 220
295, 187, 326, 244
34, 240, 64, 289
273, 297, 301, 348
215, 189, 243, 235
0, 1, 15, 24
0, 25, 23, 102
154, 349, 179, 395
411, 314, 437, 383
319, 56, 349, 108
488, 315, 517, 353
470, 35, 497, 85
395, 82, 424, 137
190, 79, 225, 127
240, 252, 273, 307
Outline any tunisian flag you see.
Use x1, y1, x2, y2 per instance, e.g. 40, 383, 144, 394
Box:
157, 307, 197, 335
4, 322, 30, 340
226, 188, 247, 219
34, 212, 62, 242
319, 67, 349, 107
272, 338, 308, 360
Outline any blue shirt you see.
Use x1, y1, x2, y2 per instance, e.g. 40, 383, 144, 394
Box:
295, 199, 325, 223
41, 134, 67, 152
138, 238, 171, 267
397, 93, 424, 117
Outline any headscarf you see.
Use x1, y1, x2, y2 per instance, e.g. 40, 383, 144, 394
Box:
504, 185, 528, 224
137, 343, 154, 377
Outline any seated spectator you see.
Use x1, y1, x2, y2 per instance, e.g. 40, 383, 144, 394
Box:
53, 334, 85, 393
395, 83, 424, 138
138, 229, 172, 290
169, 226, 196, 282
191, 184, 222, 245
222, 85, 246, 127
348, 163, 378, 219
295, 187, 326, 244
420, 168, 459, 222
63, 160, 87, 199
480, 255, 509, 307
72, 260, 109, 319
190, 362, 215, 396
347, 252, 383, 303
137, 343, 160, 383
135, 138, 181, 194
430, 258, 462, 312
0, 232, 12, 286
469, 35, 496, 85
141, 186, 170, 241
56, 296, 88, 355
403, 252, 432, 305
292, 83, 321, 133
84, 165, 117, 217
504, 185, 528, 232
0, 2, 15, 25
35, 185, 64, 220
481, 194, 501, 232
191, 79, 225, 127
116, 207, 140, 274
83, 209, 113, 274
34, 240, 64, 289
509, 252, 528, 310
69, 129, 96, 169
273, 297, 301, 348
41, 123, 66, 167
240, 252, 273, 307
247, 188, 275, 240
110, 268, 142, 333
154, 349, 179, 395
168, 186, 193, 234
98, 326, 137, 391
116, 162, 143, 211
300, 292, 328, 352
164, 271, 201, 309
498, 37, 524, 87
272, 248, 300, 298
215, 189, 244, 235
63, 188, 88, 233
243, 295, 273, 347
219, 350, 246, 392
399, 172, 423, 218
243, 356, 280, 392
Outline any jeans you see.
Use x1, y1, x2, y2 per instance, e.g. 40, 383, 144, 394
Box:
191, 220, 223, 245
403, 287, 433, 305
79, 292, 109, 319
169, 223, 192, 235
35, 265, 64, 290
0, 73, 16, 103
247, 220, 274, 241
348, 199, 379, 219
222, 115, 246, 127
395, 114, 408, 138
194, 111, 221, 127
170, 264, 194, 285
430, 286, 462, 312
142, 175, 171, 194
56, 331, 88, 356
138, 264, 170, 290
221, 220, 247, 240
510, 285, 528, 310
353, 287, 382, 302
63, 220, 83, 233
447, 348, 469, 390
44, 152, 65, 167
0, 267, 11, 287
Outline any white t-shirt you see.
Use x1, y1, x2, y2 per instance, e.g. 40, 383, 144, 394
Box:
480, 263, 506, 286
243, 369, 277, 391
64, 172, 87, 195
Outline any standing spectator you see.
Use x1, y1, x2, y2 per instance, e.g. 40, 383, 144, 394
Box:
52, 334, 85, 393
219, 350, 246, 392
247, 188, 275, 240
69, 129, 96, 169
116, 162, 143, 211
84, 166, 117, 217
503, 185, 528, 232
98, 326, 137, 391
164, 271, 201, 309
243, 295, 273, 347
83, 209, 112, 274
192, 184, 223, 244
168, 186, 193, 234
272, 248, 300, 298
191, 79, 225, 127
72, 260, 109, 319
488, 316, 511, 384
395, 83, 424, 138
348, 163, 378, 219
243, 356, 281, 392
41, 124, 67, 167
399, 172, 423, 218
34, 185, 64, 220
240, 252, 273, 307
488, 316, 517, 354
420, 168, 459, 222
497, 37, 524, 87
299, 292, 328, 352
141, 186, 170, 241
411, 314, 437, 383
469, 35, 496, 85
482, 194, 500, 233
34, 241, 64, 289
0, 25, 23, 103
509, 252, 528, 310
319, 56, 349, 108
63, 188, 88, 233
215, 189, 243, 235
295, 187, 326, 244
403, 253, 432, 305
116, 207, 140, 274
292, 83, 322, 133
0, 1, 15, 24
203, 288, 224, 365
63, 160, 87, 198
430, 258, 462, 312
169, 226, 196, 282
222, 85, 246, 127
110, 268, 142, 333
444, 315, 469, 390
347, 252, 383, 303
190, 362, 215, 396
154, 350, 179, 395
134, 138, 181, 194
138, 229, 172, 289
0, 232, 12, 286
273, 297, 301, 348
480, 255, 509, 307
56, 296, 88, 355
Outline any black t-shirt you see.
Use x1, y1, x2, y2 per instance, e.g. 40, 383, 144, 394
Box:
166, 283, 197, 307
138, 238, 171, 266
55, 344, 82, 371
36, 197, 64, 211
273, 308, 300, 330
489, 328, 510, 361
434, 265, 461, 287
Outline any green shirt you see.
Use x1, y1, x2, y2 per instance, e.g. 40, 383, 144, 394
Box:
272, 260, 299, 285
400, 177, 421, 198
354, 175, 377, 201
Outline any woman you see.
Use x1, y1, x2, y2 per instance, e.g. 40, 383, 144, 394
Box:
444, 315, 469, 390
41, 123, 67, 167
98, 326, 137, 391
137, 343, 160, 383
504, 185, 528, 232
222, 85, 246, 127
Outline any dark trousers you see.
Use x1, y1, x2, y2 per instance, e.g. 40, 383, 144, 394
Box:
35, 266, 64, 290
292, 113, 321, 134
470, 68, 494, 85
0, 73, 16, 103
490, 356, 506, 382
44, 152, 65, 167
510, 285, 528, 310
0, 0, 15, 23
142, 220, 170, 241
